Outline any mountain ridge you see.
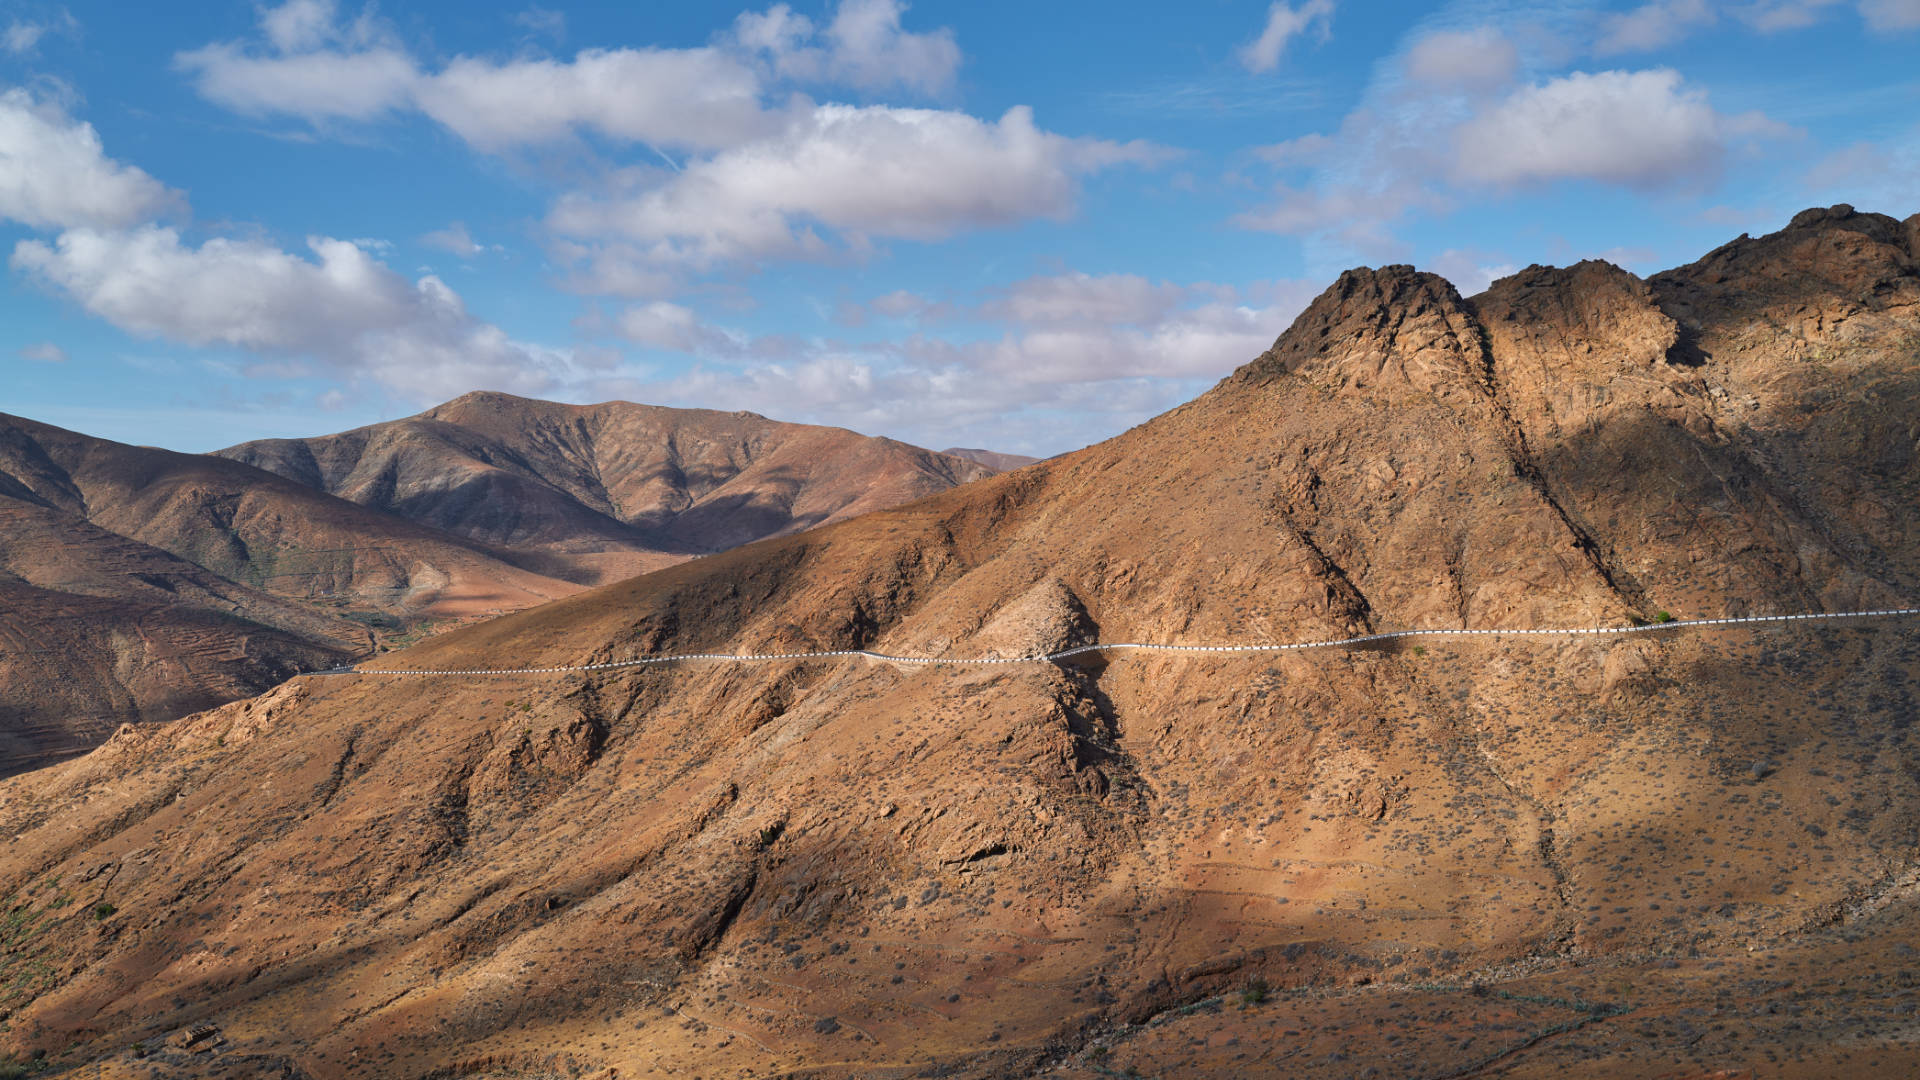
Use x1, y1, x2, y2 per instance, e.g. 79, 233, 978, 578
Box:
1, 206, 1917, 1077
0, 398, 1006, 777
216, 391, 999, 585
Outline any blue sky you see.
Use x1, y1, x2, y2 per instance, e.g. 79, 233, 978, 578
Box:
2, 0, 1916, 455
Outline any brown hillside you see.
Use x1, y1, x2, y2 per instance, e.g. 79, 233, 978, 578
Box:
1, 207, 1918, 1078
0, 497, 367, 772
217, 393, 996, 586
0, 415, 582, 775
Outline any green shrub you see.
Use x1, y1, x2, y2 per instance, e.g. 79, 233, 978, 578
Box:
92, 902, 116, 921
1653, 611, 1675, 623
1240, 977, 1270, 1006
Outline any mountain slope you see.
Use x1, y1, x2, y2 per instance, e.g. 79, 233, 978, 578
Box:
1, 207, 1918, 1078
0, 414, 585, 775
217, 393, 997, 585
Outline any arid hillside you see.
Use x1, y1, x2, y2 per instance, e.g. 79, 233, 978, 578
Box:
218, 393, 998, 586
0, 403, 998, 778
0, 415, 582, 775
1, 206, 1917, 1078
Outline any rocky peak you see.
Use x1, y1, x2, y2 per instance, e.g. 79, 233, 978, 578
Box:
1651, 205, 1920, 346
1472, 260, 1682, 376
1236, 264, 1491, 405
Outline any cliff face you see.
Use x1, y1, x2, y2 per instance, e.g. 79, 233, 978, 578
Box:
3, 208, 1919, 1078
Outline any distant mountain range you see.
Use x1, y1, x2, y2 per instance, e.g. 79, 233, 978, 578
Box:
939, 446, 1042, 471
0, 398, 1006, 773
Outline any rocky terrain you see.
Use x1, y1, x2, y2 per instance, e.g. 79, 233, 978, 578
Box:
218, 393, 998, 587
0, 206, 1915, 1078
0, 407, 995, 777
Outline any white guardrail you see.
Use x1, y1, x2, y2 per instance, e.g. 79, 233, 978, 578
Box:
308, 608, 1920, 678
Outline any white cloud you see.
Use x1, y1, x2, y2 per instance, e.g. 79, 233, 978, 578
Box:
870, 289, 933, 318
735, 0, 961, 95
177, 2, 771, 150
565, 272, 1320, 454
176, 44, 419, 123
1427, 249, 1518, 295
615, 301, 744, 354
1453, 69, 1768, 188
1596, 0, 1717, 53
1597, 1, 1919, 45
19, 341, 67, 363
12, 226, 571, 400
548, 104, 1167, 268
1405, 27, 1518, 90
3, 10, 77, 56
1251, 132, 1335, 167
3, 22, 45, 54
414, 47, 778, 154
1858, 0, 1920, 29
422, 221, 483, 256
0, 89, 182, 230
260, 0, 337, 53
180, 0, 965, 153
983, 271, 1188, 327
176, 1, 419, 123
1233, 175, 1448, 254
1803, 136, 1920, 208
1237, 0, 1335, 74
1740, 0, 1848, 31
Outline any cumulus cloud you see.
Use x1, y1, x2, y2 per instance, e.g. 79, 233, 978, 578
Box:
413, 47, 777, 153
19, 341, 67, 363
177, 1, 770, 149
615, 301, 746, 354
175, 1, 419, 123
422, 221, 483, 256
1235, 30, 1790, 268
548, 104, 1167, 268
733, 0, 961, 95
178, 0, 964, 152
1453, 69, 1773, 188
0, 89, 182, 230
1237, 0, 1335, 74
12, 226, 572, 400
1404, 27, 1518, 90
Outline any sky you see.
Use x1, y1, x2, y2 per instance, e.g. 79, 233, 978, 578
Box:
1, 0, 1916, 456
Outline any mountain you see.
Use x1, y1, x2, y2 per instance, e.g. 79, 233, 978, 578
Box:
0, 402, 997, 778
940, 446, 1043, 471
2, 206, 1918, 1078
217, 393, 997, 586
0, 413, 587, 776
